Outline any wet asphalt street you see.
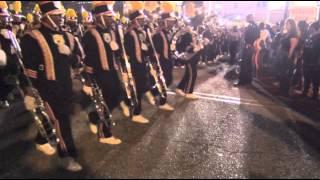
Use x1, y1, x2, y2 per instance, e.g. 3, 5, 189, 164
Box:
1, 62, 320, 179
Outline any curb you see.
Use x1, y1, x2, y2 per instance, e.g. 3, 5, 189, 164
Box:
252, 78, 320, 130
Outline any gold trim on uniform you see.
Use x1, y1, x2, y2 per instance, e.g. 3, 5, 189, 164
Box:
89, 28, 109, 71
109, 31, 119, 51
27, 30, 56, 81
130, 30, 142, 63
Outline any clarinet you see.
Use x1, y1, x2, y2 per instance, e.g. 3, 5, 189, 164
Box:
117, 24, 139, 117
75, 62, 114, 129
78, 24, 85, 38
146, 28, 168, 99
70, 29, 111, 126
8, 30, 58, 148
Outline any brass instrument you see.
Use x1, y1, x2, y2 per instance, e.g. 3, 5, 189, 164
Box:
8, 30, 58, 148
172, 25, 204, 62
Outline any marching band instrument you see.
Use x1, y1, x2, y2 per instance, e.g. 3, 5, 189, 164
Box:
8, 30, 58, 148
117, 24, 139, 117
146, 28, 168, 100
80, 71, 114, 128
73, 58, 115, 129
171, 26, 204, 62
78, 24, 85, 38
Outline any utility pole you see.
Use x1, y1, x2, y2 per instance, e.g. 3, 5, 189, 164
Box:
317, 1, 320, 21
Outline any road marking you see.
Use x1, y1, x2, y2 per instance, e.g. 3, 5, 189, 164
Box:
193, 92, 259, 102
168, 87, 275, 104
168, 91, 320, 129
167, 91, 282, 108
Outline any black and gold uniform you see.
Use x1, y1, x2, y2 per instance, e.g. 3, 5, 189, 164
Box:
148, 1, 176, 111
20, 1, 82, 172
0, 2, 18, 108
82, 1, 122, 145
123, 1, 152, 124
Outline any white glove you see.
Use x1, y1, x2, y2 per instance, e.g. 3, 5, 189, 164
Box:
24, 96, 37, 111
83, 85, 93, 97
0, 29, 10, 39
122, 73, 129, 83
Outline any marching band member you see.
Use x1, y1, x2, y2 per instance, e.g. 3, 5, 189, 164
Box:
11, 1, 25, 39
0, 1, 11, 108
32, 4, 42, 29
82, 1, 122, 144
20, 1, 83, 172
26, 13, 35, 31
123, 1, 152, 124
81, 8, 93, 32
175, 2, 203, 100
149, 1, 176, 111
65, 8, 79, 36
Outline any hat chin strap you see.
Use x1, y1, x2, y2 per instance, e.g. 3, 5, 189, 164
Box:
134, 19, 143, 30
164, 19, 169, 29
95, 15, 107, 29
100, 15, 107, 28
47, 15, 60, 31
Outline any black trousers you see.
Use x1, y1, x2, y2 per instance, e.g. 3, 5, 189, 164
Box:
229, 41, 239, 65
150, 58, 173, 106
239, 45, 254, 85
133, 88, 144, 115
89, 70, 121, 138
36, 100, 77, 158
0, 69, 12, 101
303, 65, 320, 96
121, 75, 149, 116
150, 85, 167, 106
277, 52, 294, 95
177, 52, 201, 94
201, 45, 210, 63
130, 69, 151, 116
161, 59, 174, 87
210, 43, 218, 60
0, 80, 11, 101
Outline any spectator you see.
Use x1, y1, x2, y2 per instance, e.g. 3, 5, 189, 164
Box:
302, 22, 320, 99
277, 18, 299, 96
